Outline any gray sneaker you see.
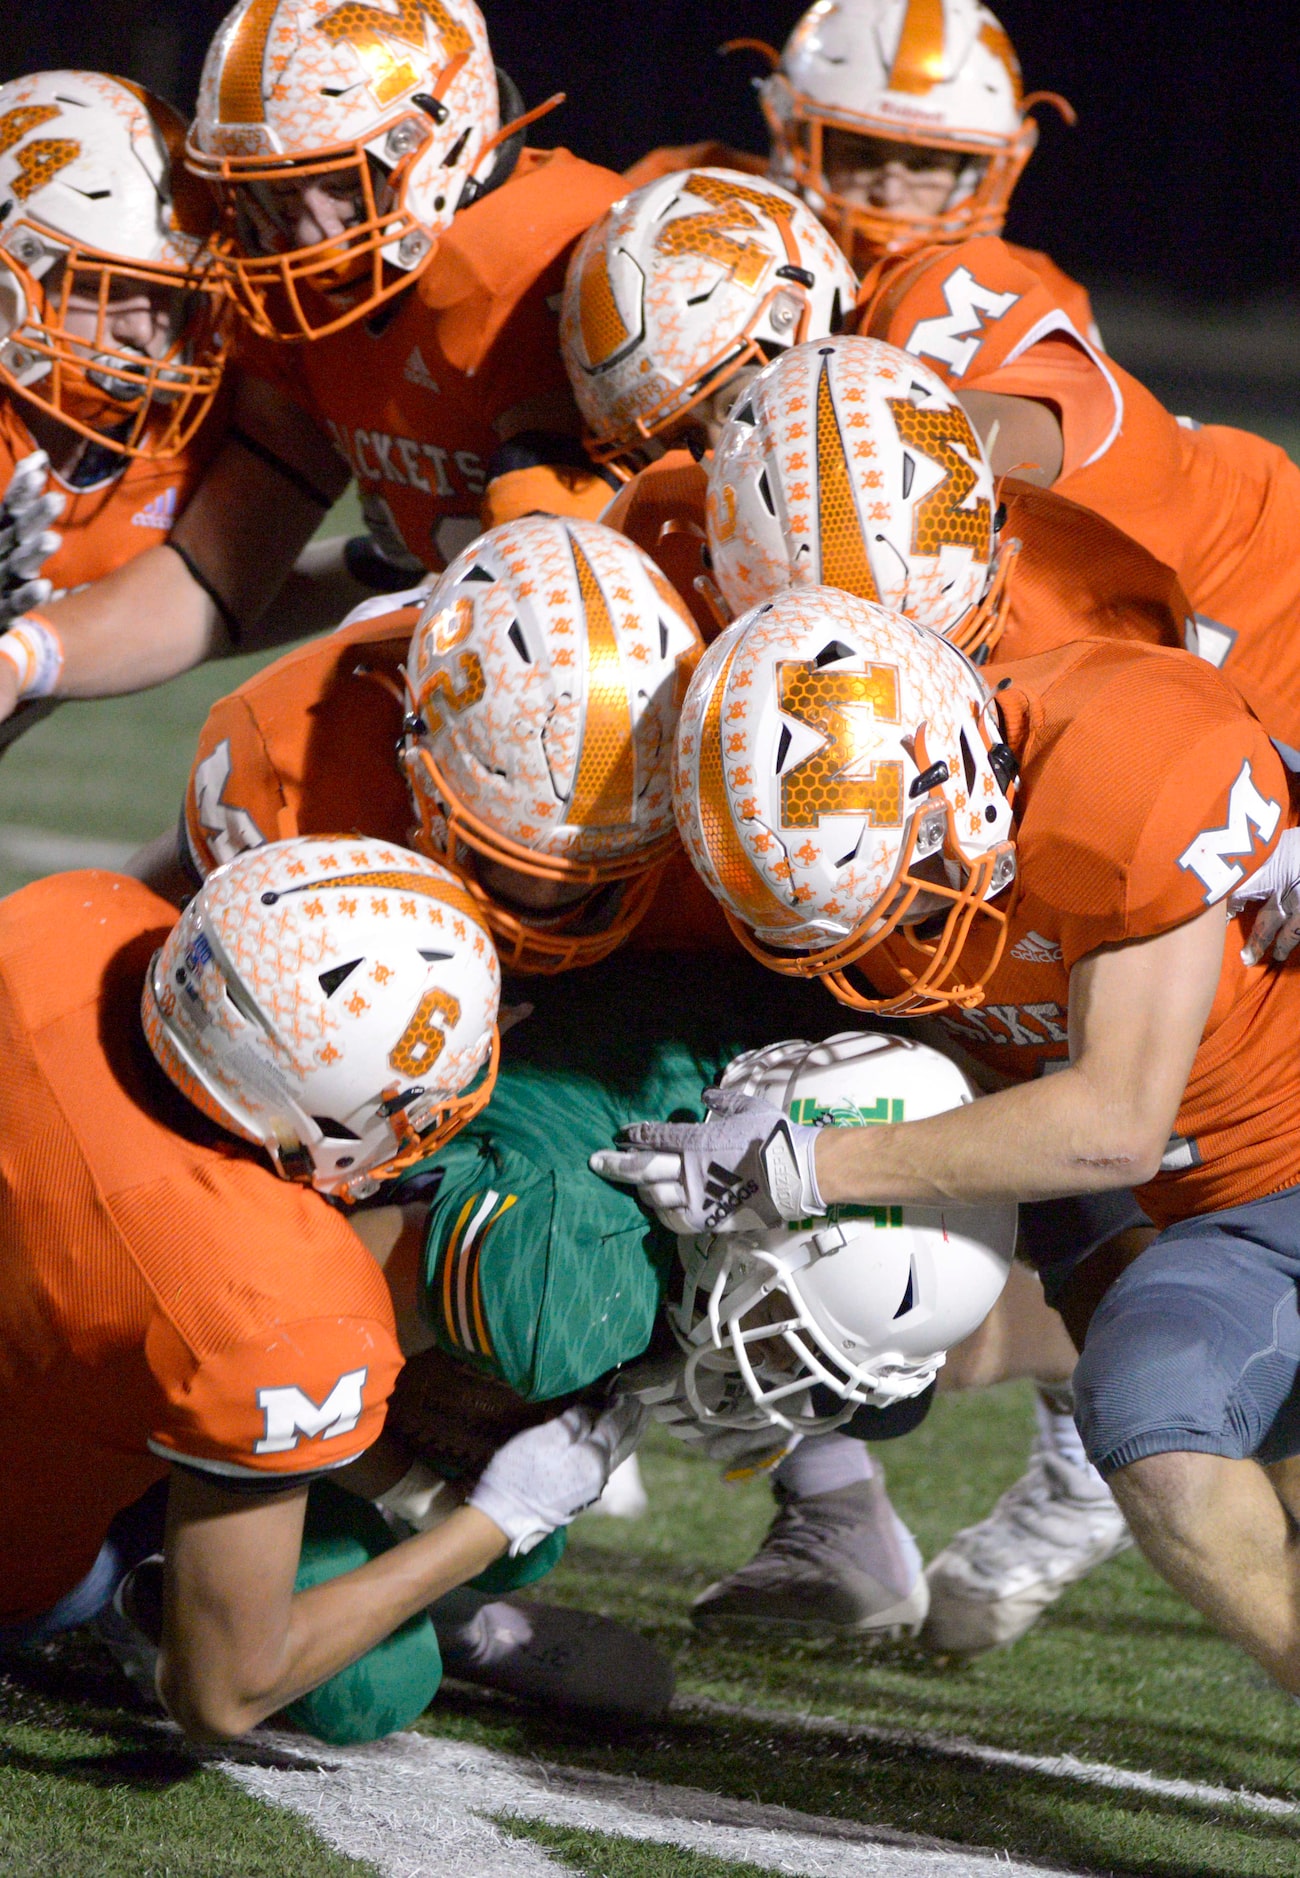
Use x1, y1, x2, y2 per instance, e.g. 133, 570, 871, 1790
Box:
691, 1477, 929, 1636
922, 1447, 1133, 1654
432, 1589, 674, 1720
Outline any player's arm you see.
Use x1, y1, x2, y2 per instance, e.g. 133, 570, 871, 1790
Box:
815, 905, 1226, 1206
0, 377, 361, 713
157, 1466, 504, 1742
960, 388, 1063, 488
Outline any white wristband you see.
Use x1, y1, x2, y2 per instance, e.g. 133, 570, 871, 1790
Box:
373, 1458, 460, 1533
0, 612, 63, 699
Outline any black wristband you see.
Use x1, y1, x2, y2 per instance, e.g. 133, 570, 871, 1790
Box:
229, 424, 336, 510
164, 539, 244, 646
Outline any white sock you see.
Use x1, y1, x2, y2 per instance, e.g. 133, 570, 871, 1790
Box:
775, 1430, 874, 1498
1035, 1384, 1108, 1491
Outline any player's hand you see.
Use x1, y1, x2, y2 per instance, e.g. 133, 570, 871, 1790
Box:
1230, 828, 1300, 965
467, 1395, 647, 1556
589, 1088, 826, 1235
0, 452, 65, 626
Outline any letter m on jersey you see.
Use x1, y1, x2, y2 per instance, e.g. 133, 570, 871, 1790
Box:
255, 1367, 368, 1455
1177, 759, 1281, 903
905, 267, 1020, 378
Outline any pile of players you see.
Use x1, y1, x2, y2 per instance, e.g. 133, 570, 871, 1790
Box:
5, 0, 1300, 1747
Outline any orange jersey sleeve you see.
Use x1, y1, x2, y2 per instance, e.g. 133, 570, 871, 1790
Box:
0, 873, 402, 1617
0, 390, 228, 594
621, 142, 767, 191
602, 450, 725, 640
865, 640, 1296, 1227
184, 608, 418, 877
294, 149, 627, 570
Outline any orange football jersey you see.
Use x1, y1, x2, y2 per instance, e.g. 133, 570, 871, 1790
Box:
854, 237, 1300, 738
0, 871, 403, 1623
0, 390, 227, 595
251, 149, 626, 572
863, 639, 1298, 1228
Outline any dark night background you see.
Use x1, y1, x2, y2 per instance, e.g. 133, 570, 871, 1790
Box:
5, 2, 1300, 307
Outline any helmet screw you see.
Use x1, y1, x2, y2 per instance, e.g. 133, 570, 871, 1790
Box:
398, 231, 429, 266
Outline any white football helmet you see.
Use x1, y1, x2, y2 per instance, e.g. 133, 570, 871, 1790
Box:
142, 835, 501, 1201
188, 0, 508, 340
561, 166, 858, 459
755, 0, 1071, 265
673, 584, 1016, 1013
0, 72, 226, 457
402, 516, 704, 973
708, 336, 1010, 657
671, 1031, 1017, 1430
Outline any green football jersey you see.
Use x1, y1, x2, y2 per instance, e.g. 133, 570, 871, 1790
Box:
394, 952, 840, 1401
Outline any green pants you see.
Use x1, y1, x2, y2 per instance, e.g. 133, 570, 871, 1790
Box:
282, 1482, 565, 1744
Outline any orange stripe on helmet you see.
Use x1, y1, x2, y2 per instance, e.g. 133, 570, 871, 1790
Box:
568, 538, 637, 830
218, 0, 281, 126
0, 104, 59, 158
888, 0, 950, 96
816, 357, 881, 602
578, 245, 633, 369
695, 638, 802, 931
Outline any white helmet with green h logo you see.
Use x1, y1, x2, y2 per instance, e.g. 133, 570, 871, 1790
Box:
670, 1031, 1016, 1431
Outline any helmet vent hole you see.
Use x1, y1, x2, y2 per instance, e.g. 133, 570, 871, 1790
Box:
813, 639, 854, 668
658, 618, 670, 659
959, 727, 978, 794
757, 468, 776, 516
442, 129, 471, 168
318, 958, 363, 999
733, 401, 755, 428
893, 1260, 916, 1319
464, 563, 494, 582
312, 1116, 361, 1141
507, 620, 531, 663
418, 947, 453, 964
901, 451, 915, 500
834, 841, 860, 869
775, 722, 792, 773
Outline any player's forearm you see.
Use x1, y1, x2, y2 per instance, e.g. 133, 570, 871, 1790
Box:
245, 536, 378, 652
40, 546, 219, 697
161, 1504, 506, 1741
814, 1063, 1170, 1209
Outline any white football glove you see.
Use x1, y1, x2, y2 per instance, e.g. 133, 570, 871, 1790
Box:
589, 1088, 826, 1235
468, 1396, 648, 1556
1229, 827, 1300, 965
0, 452, 65, 626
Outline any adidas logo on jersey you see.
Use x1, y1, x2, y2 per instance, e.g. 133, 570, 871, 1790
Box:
403, 347, 439, 393
130, 488, 177, 530
1010, 931, 1063, 965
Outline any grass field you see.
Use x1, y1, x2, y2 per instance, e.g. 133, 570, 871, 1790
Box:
2, 359, 1300, 1875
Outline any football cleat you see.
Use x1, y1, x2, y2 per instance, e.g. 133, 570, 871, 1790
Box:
0, 72, 226, 456
922, 1444, 1133, 1653
433, 1588, 674, 1719
692, 1477, 928, 1635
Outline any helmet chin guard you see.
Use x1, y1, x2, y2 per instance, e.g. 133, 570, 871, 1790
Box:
670, 1031, 1016, 1431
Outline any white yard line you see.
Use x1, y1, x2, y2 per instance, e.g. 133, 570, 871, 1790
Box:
215, 1728, 1080, 1878
0, 823, 136, 875
680, 1694, 1300, 1821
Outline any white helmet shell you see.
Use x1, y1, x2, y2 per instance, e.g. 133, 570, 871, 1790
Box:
143, 835, 500, 1200
672, 1030, 1016, 1430
188, 0, 501, 338
0, 71, 225, 456
707, 336, 997, 645
561, 167, 858, 455
402, 516, 704, 971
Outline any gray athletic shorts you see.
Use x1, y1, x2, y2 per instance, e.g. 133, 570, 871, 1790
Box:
1073, 1182, 1300, 1478
1018, 1190, 1152, 1307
